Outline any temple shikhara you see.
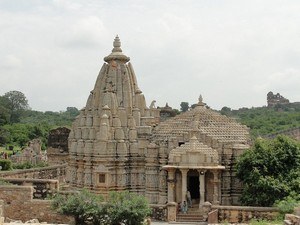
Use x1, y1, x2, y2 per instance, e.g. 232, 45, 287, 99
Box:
67, 36, 250, 221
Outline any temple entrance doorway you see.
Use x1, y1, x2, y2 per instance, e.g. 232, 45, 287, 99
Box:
187, 170, 200, 203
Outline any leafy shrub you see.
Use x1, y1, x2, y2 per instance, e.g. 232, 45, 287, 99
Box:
12, 161, 48, 170
52, 189, 106, 225
12, 161, 34, 169
107, 191, 151, 225
52, 190, 151, 225
275, 194, 300, 217
0, 159, 12, 170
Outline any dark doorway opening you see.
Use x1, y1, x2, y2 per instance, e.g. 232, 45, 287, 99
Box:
178, 142, 185, 146
188, 176, 200, 200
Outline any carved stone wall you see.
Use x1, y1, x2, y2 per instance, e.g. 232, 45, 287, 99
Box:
0, 164, 67, 182
1, 178, 59, 199
212, 205, 279, 223
150, 205, 167, 221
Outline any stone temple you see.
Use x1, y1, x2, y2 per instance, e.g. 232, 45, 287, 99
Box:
67, 36, 250, 219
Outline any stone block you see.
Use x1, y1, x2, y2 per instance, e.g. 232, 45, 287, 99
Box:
208, 209, 218, 224
167, 202, 177, 222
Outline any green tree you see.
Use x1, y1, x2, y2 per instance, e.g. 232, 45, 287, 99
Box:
66, 107, 80, 117
0, 96, 10, 125
3, 90, 29, 123
236, 135, 300, 206
220, 106, 232, 116
180, 102, 189, 112
0, 127, 9, 146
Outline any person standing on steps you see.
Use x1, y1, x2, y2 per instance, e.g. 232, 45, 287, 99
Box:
181, 201, 188, 214
186, 189, 192, 207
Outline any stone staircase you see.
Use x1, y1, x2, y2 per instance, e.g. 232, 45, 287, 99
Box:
176, 205, 208, 223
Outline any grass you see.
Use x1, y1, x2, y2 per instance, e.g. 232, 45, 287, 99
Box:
249, 219, 283, 225
0, 146, 21, 155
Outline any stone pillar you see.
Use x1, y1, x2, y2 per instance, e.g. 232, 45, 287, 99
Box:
198, 170, 206, 206
180, 169, 188, 202
167, 168, 176, 203
212, 170, 220, 205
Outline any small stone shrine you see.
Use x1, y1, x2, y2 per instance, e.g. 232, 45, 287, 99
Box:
67, 36, 250, 220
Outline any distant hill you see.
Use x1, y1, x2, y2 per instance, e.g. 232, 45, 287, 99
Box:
220, 102, 300, 139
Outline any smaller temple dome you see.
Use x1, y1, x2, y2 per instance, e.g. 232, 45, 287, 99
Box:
164, 136, 225, 170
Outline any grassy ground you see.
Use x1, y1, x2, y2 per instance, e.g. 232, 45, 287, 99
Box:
0, 146, 21, 154
249, 219, 283, 225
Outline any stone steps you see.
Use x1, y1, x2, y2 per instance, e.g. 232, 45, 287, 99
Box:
177, 212, 205, 222
177, 204, 208, 223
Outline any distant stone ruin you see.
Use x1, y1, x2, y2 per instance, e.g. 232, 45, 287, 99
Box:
10, 139, 46, 165
46, 127, 70, 165
158, 103, 177, 121
47, 127, 70, 152
267, 91, 289, 107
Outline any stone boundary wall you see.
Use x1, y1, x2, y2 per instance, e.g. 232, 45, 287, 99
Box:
2, 178, 59, 199
211, 205, 279, 223
0, 200, 4, 224
285, 214, 300, 225
0, 185, 73, 224
0, 164, 67, 182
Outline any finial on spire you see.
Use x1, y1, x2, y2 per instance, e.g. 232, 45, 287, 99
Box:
104, 35, 130, 63
198, 95, 203, 103
112, 35, 122, 53
196, 94, 206, 107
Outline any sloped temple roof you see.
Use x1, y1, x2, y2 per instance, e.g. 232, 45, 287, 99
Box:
153, 100, 250, 145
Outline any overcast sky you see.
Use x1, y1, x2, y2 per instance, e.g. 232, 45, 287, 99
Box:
0, 0, 299, 112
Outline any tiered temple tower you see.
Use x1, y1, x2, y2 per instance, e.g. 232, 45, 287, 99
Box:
68, 36, 160, 197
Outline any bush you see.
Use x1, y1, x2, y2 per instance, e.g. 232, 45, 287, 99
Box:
52, 189, 105, 225
107, 191, 151, 225
52, 190, 151, 225
275, 194, 300, 217
12, 161, 48, 170
0, 159, 12, 170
